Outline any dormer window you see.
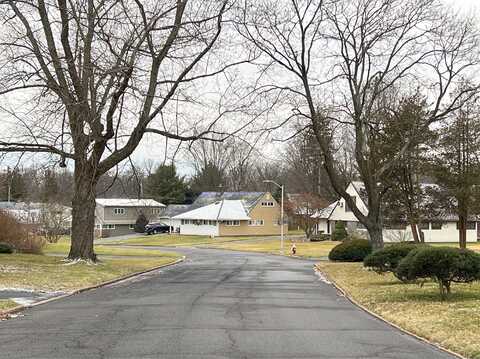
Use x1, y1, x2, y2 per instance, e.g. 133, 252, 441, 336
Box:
261, 201, 274, 207
113, 208, 125, 215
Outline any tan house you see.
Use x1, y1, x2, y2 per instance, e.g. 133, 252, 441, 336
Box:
172, 192, 287, 236
95, 198, 165, 237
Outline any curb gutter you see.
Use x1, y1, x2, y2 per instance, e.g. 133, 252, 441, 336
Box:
1, 256, 185, 318
313, 264, 467, 359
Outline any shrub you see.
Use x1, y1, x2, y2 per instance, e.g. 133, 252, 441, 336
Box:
328, 239, 372, 262
134, 213, 149, 233
331, 221, 348, 241
0, 211, 45, 254
363, 243, 423, 275
396, 246, 480, 299
0, 242, 14, 254
17, 235, 46, 254
310, 233, 331, 242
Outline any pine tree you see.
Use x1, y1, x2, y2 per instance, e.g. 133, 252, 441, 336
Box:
144, 164, 186, 205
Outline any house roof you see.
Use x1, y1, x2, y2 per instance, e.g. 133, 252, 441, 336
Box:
160, 204, 191, 218
172, 200, 251, 221
312, 201, 338, 219
95, 198, 165, 208
190, 192, 266, 212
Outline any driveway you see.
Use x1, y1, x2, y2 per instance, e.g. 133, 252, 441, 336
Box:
0, 248, 455, 358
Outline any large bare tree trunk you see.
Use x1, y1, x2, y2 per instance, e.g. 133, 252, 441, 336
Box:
369, 225, 384, 250
410, 223, 421, 243
68, 163, 98, 261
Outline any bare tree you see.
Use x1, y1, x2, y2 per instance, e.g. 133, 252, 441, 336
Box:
0, 0, 251, 261
239, 0, 480, 248
285, 192, 328, 239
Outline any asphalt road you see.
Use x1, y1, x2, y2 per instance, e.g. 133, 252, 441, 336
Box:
1, 248, 456, 359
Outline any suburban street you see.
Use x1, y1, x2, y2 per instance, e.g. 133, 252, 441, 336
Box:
1, 248, 455, 359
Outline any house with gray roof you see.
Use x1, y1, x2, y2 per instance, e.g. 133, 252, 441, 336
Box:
315, 181, 479, 243
172, 191, 287, 237
95, 198, 165, 238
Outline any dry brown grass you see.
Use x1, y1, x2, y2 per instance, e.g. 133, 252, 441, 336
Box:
317, 261, 480, 359
205, 238, 336, 258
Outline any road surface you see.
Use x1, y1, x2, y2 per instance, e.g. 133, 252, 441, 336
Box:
1, 248, 456, 358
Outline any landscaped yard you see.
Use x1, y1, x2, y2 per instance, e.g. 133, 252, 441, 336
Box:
317, 261, 480, 359
45, 238, 181, 257
205, 238, 338, 258
0, 241, 181, 313
106, 234, 271, 247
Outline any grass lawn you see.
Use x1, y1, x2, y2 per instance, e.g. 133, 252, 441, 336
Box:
0, 252, 180, 294
107, 234, 266, 247
0, 299, 18, 312
205, 238, 337, 258
317, 261, 480, 359
44, 238, 180, 257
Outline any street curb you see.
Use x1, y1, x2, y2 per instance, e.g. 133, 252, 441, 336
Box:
0, 256, 186, 318
313, 264, 467, 359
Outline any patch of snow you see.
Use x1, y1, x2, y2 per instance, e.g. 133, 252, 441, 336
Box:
314, 269, 332, 284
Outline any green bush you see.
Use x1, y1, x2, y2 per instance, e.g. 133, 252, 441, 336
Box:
328, 239, 372, 262
363, 243, 423, 276
310, 233, 331, 242
396, 246, 480, 299
331, 221, 348, 241
0, 242, 14, 254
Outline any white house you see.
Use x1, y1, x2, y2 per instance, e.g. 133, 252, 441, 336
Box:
158, 204, 191, 233
173, 200, 251, 236
315, 181, 479, 243
172, 191, 287, 237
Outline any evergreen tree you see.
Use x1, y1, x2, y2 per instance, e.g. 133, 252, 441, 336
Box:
189, 161, 226, 194
429, 91, 480, 249
144, 164, 186, 205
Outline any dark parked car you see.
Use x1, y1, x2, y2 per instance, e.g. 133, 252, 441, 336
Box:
144, 223, 173, 235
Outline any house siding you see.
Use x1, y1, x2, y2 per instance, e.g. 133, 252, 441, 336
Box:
95, 203, 164, 238
218, 193, 287, 236
320, 182, 479, 243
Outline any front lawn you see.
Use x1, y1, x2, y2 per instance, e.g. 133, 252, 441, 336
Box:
106, 234, 262, 247
0, 253, 180, 293
0, 299, 18, 312
317, 261, 480, 359
45, 238, 181, 257
205, 239, 337, 258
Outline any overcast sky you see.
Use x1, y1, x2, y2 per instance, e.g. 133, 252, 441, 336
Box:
444, 0, 479, 12
1, 0, 479, 177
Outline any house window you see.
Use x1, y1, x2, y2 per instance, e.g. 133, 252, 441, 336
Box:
345, 196, 356, 212
203, 220, 209, 225
225, 220, 240, 226
261, 201, 275, 207
151, 208, 161, 215
249, 219, 264, 226
113, 208, 125, 215
95, 224, 101, 229
181, 219, 191, 225
102, 224, 115, 229
129, 224, 135, 230
431, 222, 442, 230
457, 221, 476, 230
209, 220, 217, 226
